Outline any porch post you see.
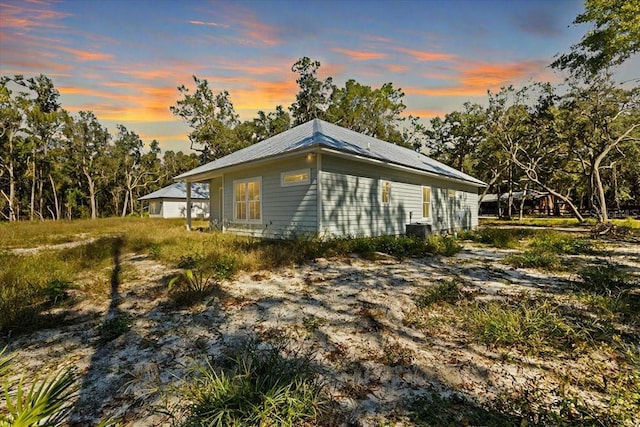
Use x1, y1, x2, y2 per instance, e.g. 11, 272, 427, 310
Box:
186, 181, 192, 231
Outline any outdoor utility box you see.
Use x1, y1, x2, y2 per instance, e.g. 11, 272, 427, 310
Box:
406, 223, 433, 238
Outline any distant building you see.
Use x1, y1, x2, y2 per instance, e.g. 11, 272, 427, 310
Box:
479, 189, 568, 217
139, 182, 209, 219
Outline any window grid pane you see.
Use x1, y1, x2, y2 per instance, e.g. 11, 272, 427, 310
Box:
382, 182, 390, 205
422, 187, 431, 218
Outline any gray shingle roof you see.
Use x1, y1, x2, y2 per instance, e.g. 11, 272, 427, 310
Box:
176, 119, 486, 186
138, 182, 209, 200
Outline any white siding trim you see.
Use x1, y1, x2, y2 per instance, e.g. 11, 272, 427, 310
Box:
317, 153, 322, 234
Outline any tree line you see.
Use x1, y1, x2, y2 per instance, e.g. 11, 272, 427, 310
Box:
1, 0, 638, 222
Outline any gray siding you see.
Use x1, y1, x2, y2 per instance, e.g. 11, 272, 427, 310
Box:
222, 155, 318, 238
320, 155, 478, 237
209, 177, 223, 228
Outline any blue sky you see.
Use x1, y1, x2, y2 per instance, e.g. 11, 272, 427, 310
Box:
1, 0, 637, 152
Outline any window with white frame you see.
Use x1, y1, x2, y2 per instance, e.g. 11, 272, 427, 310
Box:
281, 168, 310, 187
381, 181, 391, 205
149, 201, 162, 215
422, 186, 431, 219
234, 177, 261, 221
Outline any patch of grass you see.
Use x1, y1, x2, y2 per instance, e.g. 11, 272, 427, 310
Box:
577, 263, 635, 295
415, 279, 463, 308
461, 227, 536, 248
302, 315, 328, 333
379, 341, 414, 367
504, 250, 561, 270
98, 313, 132, 343
182, 338, 327, 427
41, 279, 72, 306
495, 356, 640, 427
529, 232, 601, 255
408, 390, 518, 427
465, 300, 577, 353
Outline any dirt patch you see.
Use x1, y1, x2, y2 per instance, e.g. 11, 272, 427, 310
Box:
3, 240, 639, 425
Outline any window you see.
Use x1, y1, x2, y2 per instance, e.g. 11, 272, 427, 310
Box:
422, 186, 431, 219
234, 178, 261, 221
149, 201, 161, 215
281, 168, 310, 187
448, 189, 457, 198
381, 181, 391, 205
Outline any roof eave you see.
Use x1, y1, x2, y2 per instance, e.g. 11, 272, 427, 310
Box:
318, 147, 488, 187
174, 145, 322, 182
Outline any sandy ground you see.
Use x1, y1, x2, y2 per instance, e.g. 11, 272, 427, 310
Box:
3, 239, 640, 426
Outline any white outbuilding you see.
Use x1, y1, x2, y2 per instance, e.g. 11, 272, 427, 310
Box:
139, 182, 209, 219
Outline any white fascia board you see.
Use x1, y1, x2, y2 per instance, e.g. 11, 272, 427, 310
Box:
173, 146, 321, 182
318, 147, 488, 188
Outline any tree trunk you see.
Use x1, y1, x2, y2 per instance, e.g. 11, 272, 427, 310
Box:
592, 164, 608, 222
49, 174, 60, 220
519, 183, 528, 220
122, 191, 129, 217
30, 154, 36, 220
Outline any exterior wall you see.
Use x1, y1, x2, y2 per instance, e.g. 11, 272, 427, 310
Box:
157, 198, 209, 219
221, 155, 318, 238
320, 154, 479, 237
209, 177, 223, 228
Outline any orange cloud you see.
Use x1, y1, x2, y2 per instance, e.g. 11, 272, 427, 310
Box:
55, 45, 113, 61
332, 48, 388, 61
385, 63, 409, 73
395, 47, 456, 62
406, 59, 548, 97
0, 2, 71, 30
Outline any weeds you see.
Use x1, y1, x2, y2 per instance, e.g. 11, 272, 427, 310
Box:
415, 279, 463, 308
302, 315, 328, 333
505, 250, 561, 270
379, 341, 414, 367
461, 227, 536, 248
182, 338, 327, 426
408, 390, 518, 426
465, 300, 577, 353
577, 262, 634, 296
98, 313, 132, 343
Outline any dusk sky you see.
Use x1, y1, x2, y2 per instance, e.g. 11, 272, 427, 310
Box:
2, 0, 638, 153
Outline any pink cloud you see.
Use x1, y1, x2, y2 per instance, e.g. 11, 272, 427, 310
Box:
332, 47, 389, 61
395, 47, 456, 62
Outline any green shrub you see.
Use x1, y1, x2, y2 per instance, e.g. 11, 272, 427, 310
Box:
41, 279, 72, 306
0, 347, 78, 427
182, 339, 326, 426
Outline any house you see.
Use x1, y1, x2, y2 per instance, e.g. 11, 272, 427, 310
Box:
139, 182, 209, 219
175, 119, 486, 238
479, 190, 568, 217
